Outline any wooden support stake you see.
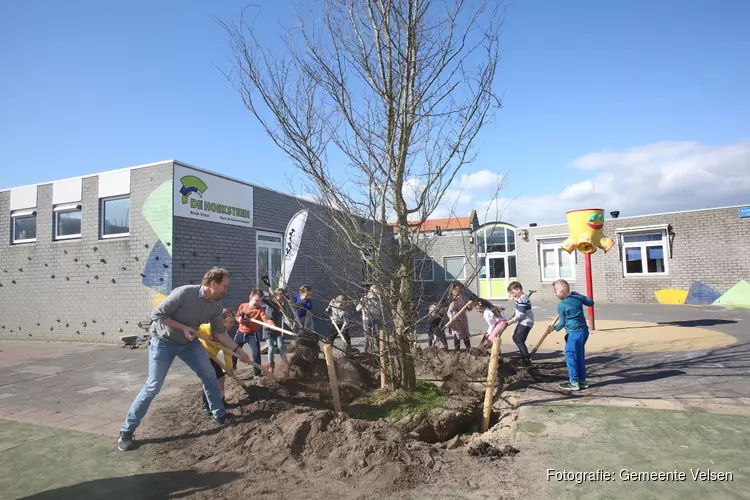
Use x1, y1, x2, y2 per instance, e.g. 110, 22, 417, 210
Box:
482, 337, 502, 432
323, 344, 343, 413
530, 316, 559, 356
379, 330, 387, 389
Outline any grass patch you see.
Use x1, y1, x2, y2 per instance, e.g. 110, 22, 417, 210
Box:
350, 382, 448, 421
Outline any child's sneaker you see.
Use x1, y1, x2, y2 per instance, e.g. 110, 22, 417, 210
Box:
559, 381, 580, 391
579, 380, 590, 389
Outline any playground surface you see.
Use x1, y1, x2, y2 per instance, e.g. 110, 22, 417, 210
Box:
0, 302, 748, 499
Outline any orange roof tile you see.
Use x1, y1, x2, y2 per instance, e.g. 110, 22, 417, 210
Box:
389, 215, 473, 233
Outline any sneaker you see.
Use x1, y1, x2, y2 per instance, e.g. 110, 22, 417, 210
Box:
117, 431, 134, 451
214, 412, 237, 426
579, 380, 590, 389
521, 358, 532, 367
559, 381, 580, 391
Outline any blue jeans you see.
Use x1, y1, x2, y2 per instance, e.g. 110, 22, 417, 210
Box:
121, 336, 226, 432
266, 335, 286, 363
234, 332, 262, 376
564, 329, 589, 384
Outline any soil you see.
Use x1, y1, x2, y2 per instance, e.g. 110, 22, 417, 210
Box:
141, 345, 537, 499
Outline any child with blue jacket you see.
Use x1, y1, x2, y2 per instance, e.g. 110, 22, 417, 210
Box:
553, 279, 594, 391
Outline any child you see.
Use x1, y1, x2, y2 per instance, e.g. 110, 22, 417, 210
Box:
294, 285, 314, 330
197, 308, 237, 416
506, 281, 535, 366
356, 285, 382, 353
474, 299, 507, 350
235, 288, 274, 377
426, 303, 448, 350
552, 279, 594, 390
325, 294, 352, 351
262, 288, 290, 373
446, 283, 474, 352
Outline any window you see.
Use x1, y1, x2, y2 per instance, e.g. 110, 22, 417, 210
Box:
444, 256, 467, 281
621, 231, 668, 276
538, 238, 575, 281
362, 246, 375, 284
413, 259, 434, 281
257, 231, 283, 290
484, 225, 515, 253
54, 205, 82, 240
508, 255, 517, 278
101, 196, 130, 238
12, 210, 37, 244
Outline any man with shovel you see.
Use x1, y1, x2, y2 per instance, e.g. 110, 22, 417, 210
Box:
117, 267, 251, 452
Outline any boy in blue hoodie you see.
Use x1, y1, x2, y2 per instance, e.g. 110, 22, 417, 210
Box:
553, 279, 594, 391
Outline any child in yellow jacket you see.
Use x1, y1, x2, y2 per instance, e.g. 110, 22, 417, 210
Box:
196, 308, 237, 416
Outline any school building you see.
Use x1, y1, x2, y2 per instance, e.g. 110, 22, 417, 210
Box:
412, 205, 750, 307
0, 160, 373, 343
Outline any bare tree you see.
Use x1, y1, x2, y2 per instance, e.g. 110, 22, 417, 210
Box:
221, 0, 502, 389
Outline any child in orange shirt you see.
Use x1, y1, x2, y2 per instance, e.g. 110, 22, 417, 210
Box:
234, 288, 274, 376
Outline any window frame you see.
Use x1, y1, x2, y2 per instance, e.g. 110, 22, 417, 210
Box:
537, 236, 576, 282
100, 195, 131, 239
54, 203, 82, 240
443, 255, 467, 281
11, 209, 38, 244
413, 258, 434, 282
619, 230, 669, 277
256, 230, 284, 290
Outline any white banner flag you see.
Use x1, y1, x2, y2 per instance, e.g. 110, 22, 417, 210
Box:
278, 209, 309, 289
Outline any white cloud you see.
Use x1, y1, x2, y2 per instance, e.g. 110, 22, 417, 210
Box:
459, 169, 505, 191
490, 140, 750, 226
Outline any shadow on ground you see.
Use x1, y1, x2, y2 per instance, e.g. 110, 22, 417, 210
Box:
657, 319, 738, 328
517, 341, 750, 408
18, 470, 240, 500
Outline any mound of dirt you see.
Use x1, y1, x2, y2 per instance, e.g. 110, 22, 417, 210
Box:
414, 346, 518, 395
389, 393, 481, 443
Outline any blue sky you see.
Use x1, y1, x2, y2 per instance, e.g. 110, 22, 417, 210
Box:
1, 0, 749, 225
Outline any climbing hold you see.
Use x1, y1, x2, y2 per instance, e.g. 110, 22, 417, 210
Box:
36, 323, 40, 326
64, 250, 68, 254
0, 283, 3, 287
44, 263, 48, 267
159, 278, 164, 282
92, 320, 96, 323
50, 327, 54, 331
65, 323, 69, 327
18, 326, 21, 331
85, 264, 91, 268
163, 264, 168, 268
166, 242, 171, 246
92, 247, 97, 252
94, 275, 99, 279
134, 257, 139, 262
74, 258, 78, 262
111, 279, 116, 283
65, 277, 70, 281
140, 273, 146, 278
76, 331, 80, 335
181, 263, 185, 268
216, 256, 220, 261
19, 268, 23, 272
121, 267, 127, 271
144, 244, 149, 248
12, 280, 16, 284
86, 280, 90, 284
155, 256, 159, 261
50, 274, 55, 279
192, 251, 196, 257
117, 328, 123, 333
56, 319, 60, 323
1, 326, 4, 329
28, 333, 32, 337
27, 256, 32, 260
100, 332, 105, 336
82, 322, 87, 327
125, 320, 129, 324
100, 258, 107, 264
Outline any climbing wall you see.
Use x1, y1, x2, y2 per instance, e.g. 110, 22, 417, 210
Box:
0, 163, 173, 343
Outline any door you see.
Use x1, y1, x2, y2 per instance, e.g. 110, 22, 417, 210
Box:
479, 255, 513, 300
257, 231, 283, 291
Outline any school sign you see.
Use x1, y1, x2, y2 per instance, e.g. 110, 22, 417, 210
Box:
173, 164, 254, 228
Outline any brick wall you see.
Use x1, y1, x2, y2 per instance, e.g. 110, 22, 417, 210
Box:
171, 180, 366, 324
0, 163, 172, 343
518, 206, 750, 303
415, 230, 477, 303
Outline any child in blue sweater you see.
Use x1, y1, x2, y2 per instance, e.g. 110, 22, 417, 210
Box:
553, 279, 594, 391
